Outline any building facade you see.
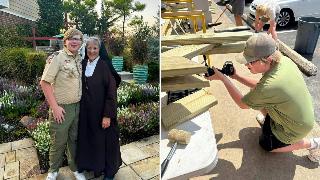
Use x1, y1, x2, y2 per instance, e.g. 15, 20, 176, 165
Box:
0, 0, 39, 26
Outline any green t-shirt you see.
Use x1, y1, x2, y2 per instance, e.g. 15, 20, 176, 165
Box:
242, 56, 314, 144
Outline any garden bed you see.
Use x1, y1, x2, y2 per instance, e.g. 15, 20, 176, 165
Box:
1, 78, 159, 172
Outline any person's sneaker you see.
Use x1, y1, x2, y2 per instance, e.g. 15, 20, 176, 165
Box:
46, 172, 58, 180
256, 113, 265, 127
308, 148, 320, 163
308, 138, 320, 163
73, 171, 86, 180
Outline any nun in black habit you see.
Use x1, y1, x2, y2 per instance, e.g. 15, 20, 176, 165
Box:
77, 37, 122, 180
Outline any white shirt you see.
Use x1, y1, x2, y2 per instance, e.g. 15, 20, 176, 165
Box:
85, 56, 99, 77
261, 0, 280, 20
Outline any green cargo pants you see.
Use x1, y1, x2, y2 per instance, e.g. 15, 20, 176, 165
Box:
48, 102, 79, 173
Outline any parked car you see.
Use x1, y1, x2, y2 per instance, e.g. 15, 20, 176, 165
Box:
249, 0, 320, 27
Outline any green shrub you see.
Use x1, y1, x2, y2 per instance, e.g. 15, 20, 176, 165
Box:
108, 35, 125, 56
0, 26, 27, 52
0, 48, 46, 84
122, 46, 133, 72
31, 121, 51, 155
118, 102, 159, 134
0, 120, 30, 143
148, 61, 159, 83
26, 52, 47, 83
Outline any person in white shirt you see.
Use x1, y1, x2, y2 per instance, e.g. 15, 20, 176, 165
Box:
255, 0, 280, 40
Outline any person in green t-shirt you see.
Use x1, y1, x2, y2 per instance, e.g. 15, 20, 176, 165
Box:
205, 33, 320, 163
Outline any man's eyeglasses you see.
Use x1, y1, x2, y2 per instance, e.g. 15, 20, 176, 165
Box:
68, 37, 82, 41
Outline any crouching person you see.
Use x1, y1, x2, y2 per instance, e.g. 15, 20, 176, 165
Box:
205, 33, 320, 162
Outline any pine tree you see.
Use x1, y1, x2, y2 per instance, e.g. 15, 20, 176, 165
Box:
37, 0, 64, 36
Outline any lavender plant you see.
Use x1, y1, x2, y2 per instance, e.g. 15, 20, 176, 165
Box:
117, 83, 159, 106
0, 77, 44, 121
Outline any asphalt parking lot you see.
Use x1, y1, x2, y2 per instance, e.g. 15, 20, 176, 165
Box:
214, 0, 320, 123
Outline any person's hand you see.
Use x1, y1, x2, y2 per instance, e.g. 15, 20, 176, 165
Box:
267, 28, 271, 34
102, 117, 111, 129
204, 67, 225, 81
52, 105, 65, 124
229, 67, 238, 79
226, 4, 231, 9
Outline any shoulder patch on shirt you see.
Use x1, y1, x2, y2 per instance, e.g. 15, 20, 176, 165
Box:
46, 51, 60, 64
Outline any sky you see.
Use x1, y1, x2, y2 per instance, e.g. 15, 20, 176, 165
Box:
95, 0, 159, 25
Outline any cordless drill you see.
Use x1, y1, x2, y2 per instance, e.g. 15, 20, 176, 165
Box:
203, 55, 235, 77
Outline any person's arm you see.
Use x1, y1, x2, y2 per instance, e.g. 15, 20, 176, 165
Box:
231, 72, 259, 88
40, 80, 65, 123
268, 19, 278, 40
205, 68, 250, 109
255, 15, 260, 31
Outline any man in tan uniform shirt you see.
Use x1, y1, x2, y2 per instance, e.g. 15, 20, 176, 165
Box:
40, 28, 86, 180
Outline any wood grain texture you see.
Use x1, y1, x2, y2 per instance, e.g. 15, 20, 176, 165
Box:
277, 40, 317, 76
161, 89, 218, 130
161, 44, 216, 59
161, 56, 207, 78
161, 31, 253, 46
205, 42, 246, 54
161, 19, 172, 36
161, 75, 210, 92
161, 10, 203, 18
214, 26, 250, 33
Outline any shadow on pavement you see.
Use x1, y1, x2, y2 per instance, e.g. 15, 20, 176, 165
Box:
209, 127, 318, 180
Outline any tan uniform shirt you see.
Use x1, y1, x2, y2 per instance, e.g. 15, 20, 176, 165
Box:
41, 48, 82, 104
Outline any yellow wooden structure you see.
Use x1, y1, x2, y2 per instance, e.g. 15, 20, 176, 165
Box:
161, 0, 206, 33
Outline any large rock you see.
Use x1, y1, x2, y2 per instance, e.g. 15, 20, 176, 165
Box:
4, 161, 19, 179
0, 154, 5, 168
12, 138, 34, 150
16, 147, 40, 179
20, 116, 40, 130
5, 151, 15, 163
0, 142, 11, 154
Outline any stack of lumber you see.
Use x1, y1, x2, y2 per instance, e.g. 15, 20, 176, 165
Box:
161, 56, 208, 92
161, 31, 253, 92
161, 30, 253, 129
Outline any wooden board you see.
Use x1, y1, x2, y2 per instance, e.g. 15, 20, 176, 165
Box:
161, 75, 210, 92
161, 31, 253, 46
161, 19, 172, 36
161, 56, 207, 78
161, 10, 204, 18
205, 42, 246, 54
161, 89, 218, 130
278, 40, 317, 76
161, 44, 216, 59
214, 26, 250, 33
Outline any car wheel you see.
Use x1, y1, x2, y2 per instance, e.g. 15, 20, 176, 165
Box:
277, 9, 294, 27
